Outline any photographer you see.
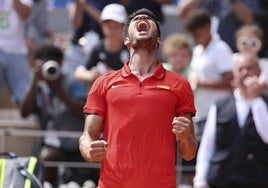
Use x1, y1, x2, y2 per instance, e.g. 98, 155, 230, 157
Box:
19, 45, 96, 187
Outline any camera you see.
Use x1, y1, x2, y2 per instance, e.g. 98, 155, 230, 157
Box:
42, 60, 61, 80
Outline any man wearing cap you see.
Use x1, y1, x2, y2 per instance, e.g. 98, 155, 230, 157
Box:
74, 3, 129, 83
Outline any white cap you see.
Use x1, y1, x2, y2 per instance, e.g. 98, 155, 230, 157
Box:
100, 3, 127, 24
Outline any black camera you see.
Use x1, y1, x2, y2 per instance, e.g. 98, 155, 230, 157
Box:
42, 60, 61, 80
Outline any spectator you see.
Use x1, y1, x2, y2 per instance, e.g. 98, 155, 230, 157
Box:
79, 8, 198, 188
194, 53, 268, 188
62, 0, 120, 79
184, 9, 233, 135
19, 45, 96, 187
74, 3, 129, 84
161, 33, 192, 78
234, 24, 268, 94
24, 0, 55, 68
177, 0, 259, 52
0, 0, 32, 106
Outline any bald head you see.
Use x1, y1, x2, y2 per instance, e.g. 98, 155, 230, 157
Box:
233, 54, 260, 74
232, 53, 261, 89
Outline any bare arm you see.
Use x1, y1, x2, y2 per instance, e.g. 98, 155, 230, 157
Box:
20, 74, 39, 117
83, 3, 101, 23
198, 72, 233, 91
172, 113, 198, 161
69, 0, 101, 29
228, 0, 255, 24
176, 0, 200, 18
69, 1, 84, 29
20, 61, 43, 117
13, 0, 32, 20
79, 114, 108, 162
74, 66, 101, 83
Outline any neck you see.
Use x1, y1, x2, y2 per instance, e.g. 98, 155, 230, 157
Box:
202, 35, 212, 48
128, 49, 159, 79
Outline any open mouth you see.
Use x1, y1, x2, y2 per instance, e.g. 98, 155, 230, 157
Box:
136, 21, 149, 32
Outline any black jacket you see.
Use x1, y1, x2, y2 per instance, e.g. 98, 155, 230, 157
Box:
207, 95, 268, 187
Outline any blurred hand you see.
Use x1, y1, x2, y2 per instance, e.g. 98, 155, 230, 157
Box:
244, 75, 263, 99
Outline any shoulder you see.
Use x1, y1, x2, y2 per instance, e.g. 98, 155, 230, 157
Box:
164, 70, 192, 92
211, 35, 232, 53
93, 70, 120, 87
165, 69, 186, 81
215, 95, 235, 113
192, 44, 203, 54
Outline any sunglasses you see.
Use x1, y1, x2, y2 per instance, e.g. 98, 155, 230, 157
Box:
237, 38, 261, 48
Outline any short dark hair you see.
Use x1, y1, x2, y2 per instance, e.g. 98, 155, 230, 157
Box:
123, 8, 161, 39
34, 45, 63, 64
184, 8, 211, 32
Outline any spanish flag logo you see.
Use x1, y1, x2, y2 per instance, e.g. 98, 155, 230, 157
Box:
157, 85, 170, 90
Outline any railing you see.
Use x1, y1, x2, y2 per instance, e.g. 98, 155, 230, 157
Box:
0, 128, 196, 186
0, 129, 101, 168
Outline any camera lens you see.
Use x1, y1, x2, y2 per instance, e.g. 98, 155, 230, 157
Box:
47, 66, 57, 75
42, 60, 61, 80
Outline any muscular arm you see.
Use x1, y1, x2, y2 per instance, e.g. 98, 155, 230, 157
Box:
172, 113, 198, 160
79, 114, 107, 162
13, 0, 32, 21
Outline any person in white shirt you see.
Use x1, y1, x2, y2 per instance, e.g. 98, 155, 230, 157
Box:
184, 9, 234, 136
194, 53, 268, 188
0, 0, 32, 106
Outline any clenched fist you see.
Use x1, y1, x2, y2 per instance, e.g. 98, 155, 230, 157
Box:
80, 138, 108, 162
172, 116, 193, 142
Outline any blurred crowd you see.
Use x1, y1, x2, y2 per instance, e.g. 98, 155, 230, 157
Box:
0, 0, 267, 187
